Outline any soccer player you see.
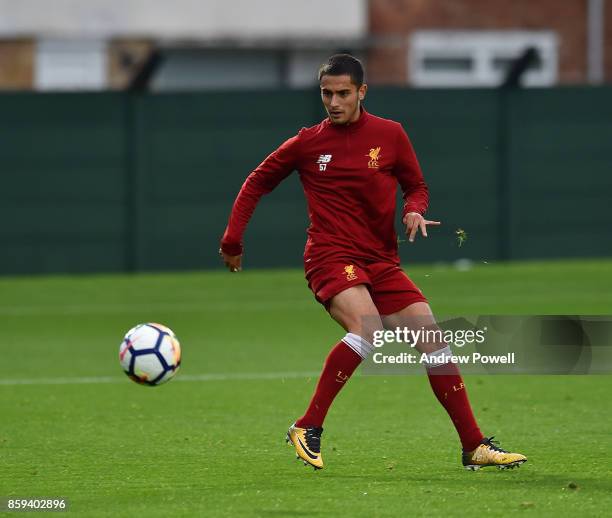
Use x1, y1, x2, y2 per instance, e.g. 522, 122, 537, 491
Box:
220, 54, 526, 471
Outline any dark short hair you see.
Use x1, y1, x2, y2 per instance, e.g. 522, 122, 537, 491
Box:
318, 54, 364, 87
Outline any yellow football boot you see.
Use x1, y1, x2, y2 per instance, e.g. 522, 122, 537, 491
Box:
286, 423, 323, 470
463, 436, 527, 470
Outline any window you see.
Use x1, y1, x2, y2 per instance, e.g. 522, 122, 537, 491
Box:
35, 39, 107, 91
410, 31, 558, 87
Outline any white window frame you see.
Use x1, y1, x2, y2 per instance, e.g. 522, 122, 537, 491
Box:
410, 31, 558, 88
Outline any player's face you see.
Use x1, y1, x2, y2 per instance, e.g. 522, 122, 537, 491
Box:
320, 74, 367, 125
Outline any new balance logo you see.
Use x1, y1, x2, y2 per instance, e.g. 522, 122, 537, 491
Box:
316, 154, 332, 171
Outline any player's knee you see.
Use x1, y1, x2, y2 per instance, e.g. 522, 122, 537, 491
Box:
414, 327, 448, 354
330, 309, 382, 346
359, 314, 384, 347
342, 324, 381, 349
386, 313, 446, 354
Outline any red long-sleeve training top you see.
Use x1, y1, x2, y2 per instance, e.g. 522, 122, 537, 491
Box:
221, 109, 428, 265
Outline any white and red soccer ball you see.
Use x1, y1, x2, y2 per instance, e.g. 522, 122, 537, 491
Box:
119, 323, 181, 386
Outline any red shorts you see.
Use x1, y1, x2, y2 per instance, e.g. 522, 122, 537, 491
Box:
305, 259, 427, 315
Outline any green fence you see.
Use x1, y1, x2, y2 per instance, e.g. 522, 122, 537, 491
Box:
1, 87, 611, 275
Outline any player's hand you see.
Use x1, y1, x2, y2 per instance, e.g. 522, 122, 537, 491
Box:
219, 248, 242, 272
403, 212, 441, 243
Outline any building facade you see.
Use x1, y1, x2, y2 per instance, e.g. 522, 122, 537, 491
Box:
0, 0, 609, 90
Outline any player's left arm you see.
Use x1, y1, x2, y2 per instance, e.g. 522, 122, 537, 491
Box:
392, 124, 440, 242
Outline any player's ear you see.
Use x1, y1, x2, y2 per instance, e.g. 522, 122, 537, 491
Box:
358, 83, 367, 101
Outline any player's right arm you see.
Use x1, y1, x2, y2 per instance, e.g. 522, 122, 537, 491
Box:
219, 133, 301, 272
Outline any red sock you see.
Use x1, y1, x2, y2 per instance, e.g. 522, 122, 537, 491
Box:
427, 363, 484, 451
295, 341, 362, 428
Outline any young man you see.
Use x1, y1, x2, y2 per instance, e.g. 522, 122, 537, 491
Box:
220, 54, 526, 471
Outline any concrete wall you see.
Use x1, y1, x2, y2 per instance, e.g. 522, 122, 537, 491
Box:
0, 0, 367, 39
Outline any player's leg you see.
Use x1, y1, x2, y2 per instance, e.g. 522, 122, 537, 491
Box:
288, 284, 381, 470
382, 303, 484, 451
297, 284, 381, 426
383, 302, 527, 470
366, 262, 484, 451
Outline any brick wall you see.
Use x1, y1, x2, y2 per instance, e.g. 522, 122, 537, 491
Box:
368, 0, 604, 85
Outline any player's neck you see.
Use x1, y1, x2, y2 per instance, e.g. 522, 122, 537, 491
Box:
346, 105, 364, 125
330, 106, 367, 129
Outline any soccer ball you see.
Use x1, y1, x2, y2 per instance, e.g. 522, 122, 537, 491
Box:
119, 323, 181, 386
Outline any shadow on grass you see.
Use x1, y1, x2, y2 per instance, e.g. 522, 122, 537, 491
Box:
322, 471, 610, 492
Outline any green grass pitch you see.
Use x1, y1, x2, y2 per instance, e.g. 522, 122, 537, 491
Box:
1, 259, 611, 516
